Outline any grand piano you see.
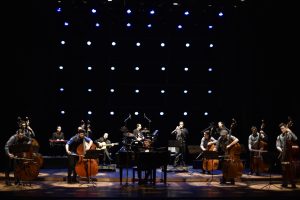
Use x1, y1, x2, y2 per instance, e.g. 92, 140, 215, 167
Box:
115, 146, 170, 185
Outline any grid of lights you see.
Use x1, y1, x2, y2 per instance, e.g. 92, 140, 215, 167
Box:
55, 1, 222, 118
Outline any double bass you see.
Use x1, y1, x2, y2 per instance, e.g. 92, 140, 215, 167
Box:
202, 143, 219, 172
75, 140, 99, 178
249, 120, 269, 174
222, 119, 244, 180
10, 143, 40, 182
281, 117, 300, 166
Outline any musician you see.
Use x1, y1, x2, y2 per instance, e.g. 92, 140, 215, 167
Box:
214, 129, 239, 184
133, 123, 144, 141
276, 123, 297, 188
19, 119, 35, 138
65, 128, 93, 184
200, 130, 217, 174
52, 126, 65, 140
4, 129, 32, 186
50, 126, 65, 156
95, 132, 114, 165
248, 126, 268, 175
79, 120, 93, 139
217, 121, 230, 133
171, 121, 189, 166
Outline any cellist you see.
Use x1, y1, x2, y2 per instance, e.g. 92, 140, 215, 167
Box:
200, 130, 217, 174
65, 128, 93, 184
276, 122, 297, 188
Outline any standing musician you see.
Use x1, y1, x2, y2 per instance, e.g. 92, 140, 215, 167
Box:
200, 130, 217, 174
214, 129, 239, 184
276, 123, 298, 188
18, 117, 35, 138
4, 129, 32, 186
65, 128, 93, 184
248, 126, 268, 175
79, 120, 93, 139
94, 132, 114, 165
171, 121, 189, 166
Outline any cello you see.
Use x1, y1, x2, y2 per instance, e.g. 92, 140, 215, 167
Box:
222, 119, 244, 180
250, 120, 269, 174
75, 140, 99, 178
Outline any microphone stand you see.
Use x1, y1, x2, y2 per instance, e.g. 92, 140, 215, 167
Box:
144, 114, 152, 131
124, 114, 131, 127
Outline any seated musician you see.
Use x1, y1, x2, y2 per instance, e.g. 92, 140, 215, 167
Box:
248, 126, 268, 175
4, 128, 32, 186
276, 123, 298, 188
95, 132, 114, 165
50, 126, 65, 156
214, 129, 239, 185
65, 128, 93, 184
133, 123, 144, 141
200, 130, 217, 174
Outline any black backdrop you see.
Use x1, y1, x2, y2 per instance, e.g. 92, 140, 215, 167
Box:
2, 0, 299, 167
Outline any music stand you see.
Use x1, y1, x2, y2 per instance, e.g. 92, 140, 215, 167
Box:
260, 151, 282, 190
202, 151, 219, 184
81, 150, 102, 187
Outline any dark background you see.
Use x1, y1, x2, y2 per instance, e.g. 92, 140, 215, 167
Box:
2, 0, 299, 166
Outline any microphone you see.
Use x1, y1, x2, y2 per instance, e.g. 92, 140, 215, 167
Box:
129, 114, 131, 119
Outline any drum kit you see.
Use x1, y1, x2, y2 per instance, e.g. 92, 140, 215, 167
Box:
122, 130, 153, 152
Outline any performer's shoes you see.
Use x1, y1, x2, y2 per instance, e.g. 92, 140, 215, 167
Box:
230, 179, 235, 185
5, 180, 12, 186
14, 179, 21, 185
281, 184, 288, 188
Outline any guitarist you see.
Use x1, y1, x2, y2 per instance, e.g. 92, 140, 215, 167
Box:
95, 133, 114, 165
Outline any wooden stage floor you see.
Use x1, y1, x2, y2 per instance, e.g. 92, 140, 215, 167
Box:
1, 166, 300, 199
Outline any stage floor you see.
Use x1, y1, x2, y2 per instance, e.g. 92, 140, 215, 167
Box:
1, 166, 300, 199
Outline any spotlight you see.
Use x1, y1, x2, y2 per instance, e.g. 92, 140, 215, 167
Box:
88, 111, 92, 115
110, 89, 115, 93
136, 42, 141, 46
209, 43, 214, 48
91, 9, 97, 14
88, 66, 92, 70
59, 66, 63, 70
185, 43, 190, 47
160, 112, 164, 116
61, 41, 65, 45
112, 41, 116, 46
111, 66, 115, 70
184, 90, 188, 94
60, 110, 65, 114
161, 67, 166, 71
87, 41, 92, 46
183, 112, 188, 116
134, 112, 139, 115
204, 112, 208, 116
110, 111, 114, 115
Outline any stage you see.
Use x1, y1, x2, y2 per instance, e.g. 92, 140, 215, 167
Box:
1, 164, 300, 199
